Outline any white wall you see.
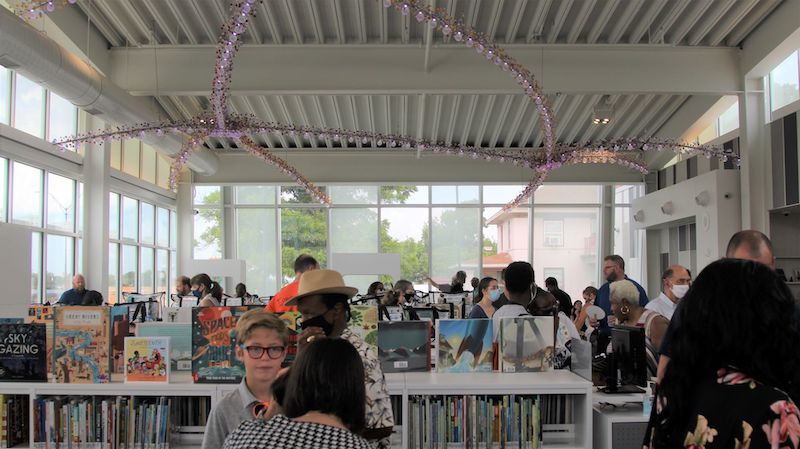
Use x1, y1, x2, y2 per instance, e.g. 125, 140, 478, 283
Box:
632, 170, 742, 294
0, 223, 31, 318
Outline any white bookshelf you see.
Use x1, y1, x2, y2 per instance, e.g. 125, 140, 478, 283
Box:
0, 370, 593, 449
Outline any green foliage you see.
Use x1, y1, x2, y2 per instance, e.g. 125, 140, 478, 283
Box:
196, 190, 223, 257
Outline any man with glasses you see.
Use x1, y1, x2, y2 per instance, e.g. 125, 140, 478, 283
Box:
646, 265, 691, 321
202, 310, 289, 449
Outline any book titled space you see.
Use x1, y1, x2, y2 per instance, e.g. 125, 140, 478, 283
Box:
124, 336, 170, 383
499, 316, 555, 373
191, 307, 249, 383
54, 306, 111, 383
377, 321, 431, 373
0, 323, 47, 381
435, 319, 493, 373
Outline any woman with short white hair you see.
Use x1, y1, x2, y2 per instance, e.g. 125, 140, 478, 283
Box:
608, 280, 669, 378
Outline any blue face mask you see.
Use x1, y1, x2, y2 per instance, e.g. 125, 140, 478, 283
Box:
488, 289, 502, 302
191, 289, 203, 299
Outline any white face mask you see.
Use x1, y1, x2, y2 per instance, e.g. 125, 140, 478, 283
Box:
671, 284, 690, 299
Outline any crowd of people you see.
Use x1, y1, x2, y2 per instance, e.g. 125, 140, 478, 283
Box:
52, 230, 800, 449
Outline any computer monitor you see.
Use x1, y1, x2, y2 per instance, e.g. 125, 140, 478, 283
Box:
610, 325, 648, 390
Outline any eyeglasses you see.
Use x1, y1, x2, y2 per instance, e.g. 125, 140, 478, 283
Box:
240, 345, 286, 360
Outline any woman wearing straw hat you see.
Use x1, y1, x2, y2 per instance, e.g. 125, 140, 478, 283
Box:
287, 269, 395, 448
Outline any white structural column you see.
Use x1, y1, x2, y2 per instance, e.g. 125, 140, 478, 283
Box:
738, 77, 770, 231
177, 171, 194, 281
82, 114, 110, 295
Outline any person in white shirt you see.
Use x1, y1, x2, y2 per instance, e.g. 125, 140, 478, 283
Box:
646, 265, 691, 320
492, 261, 536, 341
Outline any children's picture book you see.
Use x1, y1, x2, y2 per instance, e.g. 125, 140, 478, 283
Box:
377, 321, 431, 373
0, 323, 47, 381
191, 307, 249, 383
137, 322, 193, 371
348, 305, 378, 348
25, 305, 55, 378
435, 319, 493, 373
124, 336, 170, 383
274, 311, 300, 367
499, 316, 555, 373
111, 305, 131, 374
53, 306, 111, 383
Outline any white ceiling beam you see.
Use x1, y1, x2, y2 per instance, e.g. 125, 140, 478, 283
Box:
165, 0, 196, 45
311, 96, 332, 148
459, 95, 479, 146
627, 95, 671, 137
282, 0, 304, 44
259, 2, 283, 45
356, 0, 367, 44
553, 95, 583, 142
651, 0, 691, 44
487, 0, 505, 40
607, 0, 643, 44
504, 0, 528, 44
533, 94, 566, 148
473, 95, 497, 147
668, 0, 714, 45
92, 1, 140, 46
489, 95, 514, 148
366, 96, 377, 148
586, 0, 619, 44
431, 95, 444, 142
546, 0, 573, 44
706, 0, 758, 46
614, 94, 655, 137
415, 93, 426, 157
526, 0, 552, 42
307, 0, 325, 44
276, 96, 304, 148
445, 95, 461, 145
564, 94, 601, 144
349, 95, 363, 148
40, 5, 113, 74
190, 0, 217, 43
726, 0, 781, 47
646, 95, 716, 167
258, 96, 291, 148
579, 94, 619, 142
628, 0, 667, 44
501, 97, 529, 147
110, 45, 743, 96
74, 2, 123, 47
566, 0, 596, 44
596, 95, 635, 140
686, 0, 737, 46
141, 0, 179, 45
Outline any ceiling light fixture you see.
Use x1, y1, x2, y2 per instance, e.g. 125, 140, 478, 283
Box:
592, 97, 613, 125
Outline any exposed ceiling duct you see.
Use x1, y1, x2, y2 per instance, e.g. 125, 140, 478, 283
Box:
0, 7, 219, 175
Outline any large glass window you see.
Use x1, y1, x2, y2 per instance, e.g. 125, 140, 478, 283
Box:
770, 51, 800, 112
140, 247, 154, 294
109, 243, 119, 304
122, 196, 139, 241
482, 206, 529, 280
122, 139, 141, 177
432, 185, 479, 204
281, 208, 327, 282
614, 185, 645, 285
121, 244, 138, 295
718, 102, 739, 136
46, 173, 75, 232
156, 155, 171, 190
0, 66, 10, 125
235, 186, 276, 205
194, 209, 223, 259
380, 185, 428, 204
31, 232, 41, 303
45, 234, 74, 303
236, 209, 278, 296
156, 249, 168, 293
140, 202, 155, 245
330, 208, 378, 292
330, 186, 378, 204
109, 193, 120, 240
534, 185, 601, 204
11, 162, 43, 227
156, 207, 170, 247
47, 92, 77, 144
141, 144, 157, 185
13, 73, 45, 138
0, 158, 6, 221
110, 141, 122, 171
380, 207, 429, 286
431, 207, 480, 286
533, 207, 599, 301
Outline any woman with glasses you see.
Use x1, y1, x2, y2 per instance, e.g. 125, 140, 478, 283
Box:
223, 338, 374, 449
202, 310, 289, 449
467, 277, 500, 319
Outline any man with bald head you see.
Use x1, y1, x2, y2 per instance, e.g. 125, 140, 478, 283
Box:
57, 274, 87, 305
646, 265, 691, 320
656, 230, 777, 381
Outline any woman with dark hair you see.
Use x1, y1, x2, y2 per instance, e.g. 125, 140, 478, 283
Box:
426, 270, 467, 293
191, 273, 222, 307
467, 277, 500, 319
223, 338, 373, 449
234, 283, 251, 301
646, 259, 800, 449
366, 281, 385, 298
382, 280, 415, 307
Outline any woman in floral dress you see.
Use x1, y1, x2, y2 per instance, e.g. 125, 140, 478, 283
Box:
646, 259, 800, 448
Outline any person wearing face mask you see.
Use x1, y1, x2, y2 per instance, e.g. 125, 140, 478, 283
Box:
645, 265, 691, 321
593, 255, 648, 354
366, 281, 385, 299
288, 269, 394, 448
191, 273, 223, 307
467, 277, 500, 319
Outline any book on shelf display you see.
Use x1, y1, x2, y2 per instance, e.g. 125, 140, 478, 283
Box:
137, 322, 193, 371
435, 319, 493, 373
0, 323, 47, 381
191, 307, 249, 383
377, 321, 431, 373
124, 336, 170, 383
26, 305, 55, 379
53, 306, 112, 383
274, 311, 300, 367
499, 316, 555, 373
348, 305, 378, 348
110, 306, 131, 375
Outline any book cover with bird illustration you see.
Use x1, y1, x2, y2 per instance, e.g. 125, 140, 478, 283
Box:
499, 316, 554, 373
377, 321, 431, 373
192, 306, 249, 383
435, 319, 493, 373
